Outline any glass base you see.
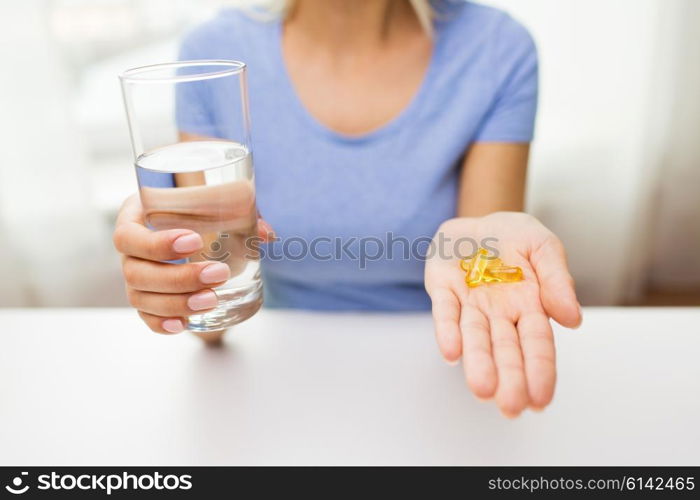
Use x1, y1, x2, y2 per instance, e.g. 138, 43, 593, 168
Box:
187, 280, 263, 333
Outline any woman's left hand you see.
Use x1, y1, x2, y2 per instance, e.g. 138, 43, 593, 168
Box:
424, 212, 582, 417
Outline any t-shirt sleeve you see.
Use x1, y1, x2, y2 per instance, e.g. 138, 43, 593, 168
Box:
175, 29, 220, 137
474, 16, 539, 143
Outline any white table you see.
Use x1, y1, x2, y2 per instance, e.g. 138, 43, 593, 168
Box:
0, 307, 698, 466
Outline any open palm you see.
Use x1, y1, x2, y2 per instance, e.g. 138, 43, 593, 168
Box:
425, 212, 582, 417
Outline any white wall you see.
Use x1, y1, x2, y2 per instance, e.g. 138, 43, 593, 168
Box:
486, 0, 698, 304
0, 1, 114, 306
645, 0, 700, 291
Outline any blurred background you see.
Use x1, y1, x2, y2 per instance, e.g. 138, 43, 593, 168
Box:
0, 0, 698, 307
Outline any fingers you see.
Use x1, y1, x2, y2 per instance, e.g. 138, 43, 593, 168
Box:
137, 311, 186, 334
460, 304, 497, 399
258, 218, 276, 242
116, 194, 231, 336
517, 312, 556, 410
113, 195, 205, 262
531, 236, 582, 329
428, 287, 462, 363
114, 223, 205, 262
127, 288, 219, 318
490, 317, 529, 418
122, 258, 230, 293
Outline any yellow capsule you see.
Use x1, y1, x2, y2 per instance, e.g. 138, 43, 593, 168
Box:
466, 273, 486, 287
459, 252, 501, 274
465, 248, 489, 283
481, 273, 502, 283
483, 265, 524, 283
486, 257, 503, 267
459, 248, 523, 288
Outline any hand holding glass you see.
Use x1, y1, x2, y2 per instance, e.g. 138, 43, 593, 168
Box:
119, 61, 262, 332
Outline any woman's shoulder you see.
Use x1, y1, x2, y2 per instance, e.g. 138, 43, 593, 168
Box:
436, 1, 535, 52
179, 8, 273, 59
434, 0, 537, 86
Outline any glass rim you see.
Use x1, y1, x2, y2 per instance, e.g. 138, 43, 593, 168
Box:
119, 59, 246, 84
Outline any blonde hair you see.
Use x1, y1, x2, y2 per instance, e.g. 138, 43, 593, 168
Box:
407, 0, 434, 36
235, 0, 435, 36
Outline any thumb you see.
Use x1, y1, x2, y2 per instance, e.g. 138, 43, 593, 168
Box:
257, 217, 276, 242
531, 236, 582, 328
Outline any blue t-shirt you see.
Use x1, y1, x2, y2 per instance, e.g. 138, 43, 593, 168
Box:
176, 0, 538, 311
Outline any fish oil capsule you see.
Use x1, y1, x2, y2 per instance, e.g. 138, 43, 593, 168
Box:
486, 257, 503, 268
481, 258, 505, 283
459, 258, 472, 273
483, 265, 523, 283
460, 254, 502, 273
465, 248, 490, 287
459, 248, 523, 287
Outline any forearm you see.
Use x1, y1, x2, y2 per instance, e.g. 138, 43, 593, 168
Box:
456, 142, 529, 217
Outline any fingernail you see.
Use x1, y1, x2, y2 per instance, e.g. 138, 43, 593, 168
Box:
259, 220, 276, 239
172, 233, 203, 254
162, 319, 184, 333
187, 290, 219, 311
500, 410, 520, 420
200, 262, 230, 284
445, 358, 460, 366
574, 303, 583, 329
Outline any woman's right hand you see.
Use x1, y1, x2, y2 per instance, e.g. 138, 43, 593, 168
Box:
113, 194, 273, 334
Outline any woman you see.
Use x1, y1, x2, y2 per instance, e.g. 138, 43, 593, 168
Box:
113, 0, 581, 418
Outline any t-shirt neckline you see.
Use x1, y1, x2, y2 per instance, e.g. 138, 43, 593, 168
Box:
270, 19, 443, 145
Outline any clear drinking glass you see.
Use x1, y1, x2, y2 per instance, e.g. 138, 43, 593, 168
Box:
119, 60, 262, 332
